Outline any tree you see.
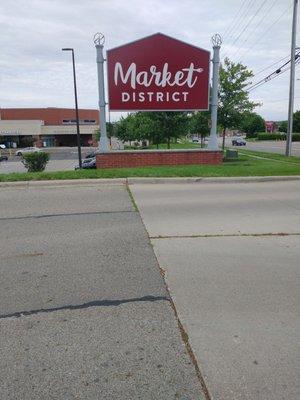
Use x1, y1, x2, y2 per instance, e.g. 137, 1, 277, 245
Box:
146, 112, 189, 148
293, 110, 300, 133
278, 120, 287, 133
115, 111, 189, 149
115, 114, 138, 143
240, 112, 265, 134
189, 111, 210, 147
219, 58, 259, 149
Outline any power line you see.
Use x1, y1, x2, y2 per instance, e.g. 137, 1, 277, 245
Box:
233, 0, 280, 59
222, 0, 259, 58
224, 0, 256, 41
247, 52, 300, 92
254, 55, 291, 77
248, 67, 292, 92
247, 52, 300, 91
237, 3, 293, 61
228, 0, 269, 49
222, 0, 249, 39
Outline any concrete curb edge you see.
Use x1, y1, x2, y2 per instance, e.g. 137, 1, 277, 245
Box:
1, 175, 300, 188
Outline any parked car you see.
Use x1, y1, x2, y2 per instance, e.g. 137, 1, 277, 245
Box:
0, 155, 8, 161
75, 157, 96, 170
85, 151, 96, 159
0, 144, 6, 149
232, 138, 246, 146
15, 147, 42, 156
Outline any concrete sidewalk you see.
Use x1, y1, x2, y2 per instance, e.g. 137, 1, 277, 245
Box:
131, 180, 300, 400
0, 184, 205, 400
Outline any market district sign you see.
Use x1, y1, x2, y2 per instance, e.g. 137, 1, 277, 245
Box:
107, 33, 210, 111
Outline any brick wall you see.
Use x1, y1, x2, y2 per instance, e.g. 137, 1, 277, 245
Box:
0, 108, 99, 125
96, 150, 223, 169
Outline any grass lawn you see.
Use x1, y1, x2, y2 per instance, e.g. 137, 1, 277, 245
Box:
0, 150, 300, 182
236, 148, 300, 163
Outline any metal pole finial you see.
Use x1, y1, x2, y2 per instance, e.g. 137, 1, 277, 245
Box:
93, 32, 105, 46
211, 34, 222, 47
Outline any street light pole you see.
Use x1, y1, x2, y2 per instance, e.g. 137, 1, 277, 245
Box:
62, 48, 82, 168
208, 34, 222, 151
93, 33, 109, 152
286, 0, 298, 157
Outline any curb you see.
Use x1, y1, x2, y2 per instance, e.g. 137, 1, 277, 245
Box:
1, 175, 300, 188
127, 176, 300, 184
0, 178, 127, 188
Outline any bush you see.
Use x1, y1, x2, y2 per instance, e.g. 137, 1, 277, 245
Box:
257, 133, 286, 141
245, 132, 258, 139
22, 152, 50, 172
257, 132, 300, 141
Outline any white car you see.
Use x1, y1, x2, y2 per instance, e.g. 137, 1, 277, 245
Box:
0, 144, 6, 149
15, 147, 42, 156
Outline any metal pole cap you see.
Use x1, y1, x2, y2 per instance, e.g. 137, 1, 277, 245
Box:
211, 34, 222, 47
93, 32, 105, 46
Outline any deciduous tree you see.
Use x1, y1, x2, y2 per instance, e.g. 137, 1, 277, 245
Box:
240, 112, 265, 134
189, 112, 210, 147
219, 58, 259, 149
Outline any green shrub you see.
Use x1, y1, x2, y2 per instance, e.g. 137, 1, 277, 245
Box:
292, 133, 300, 141
22, 152, 50, 172
245, 132, 258, 139
257, 133, 286, 141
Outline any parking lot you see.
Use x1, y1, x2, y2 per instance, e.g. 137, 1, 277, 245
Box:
0, 147, 96, 174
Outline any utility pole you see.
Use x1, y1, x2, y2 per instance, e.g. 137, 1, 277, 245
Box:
286, 0, 298, 157
208, 34, 222, 151
62, 48, 82, 168
94, 33, 109, 152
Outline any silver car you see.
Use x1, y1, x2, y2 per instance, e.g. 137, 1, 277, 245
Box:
15, 147, 42, 156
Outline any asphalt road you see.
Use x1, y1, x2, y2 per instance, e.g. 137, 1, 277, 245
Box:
226, 138, 300, 157
0, 183, 204, 400
131, 180, 300, 400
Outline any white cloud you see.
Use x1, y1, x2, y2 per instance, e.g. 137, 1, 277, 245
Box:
0, 0, 298, 121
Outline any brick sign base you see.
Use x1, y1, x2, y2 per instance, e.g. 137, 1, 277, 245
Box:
96, 149, 223, 169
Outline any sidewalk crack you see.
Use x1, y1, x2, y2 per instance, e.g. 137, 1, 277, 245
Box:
0, 295, 169, 320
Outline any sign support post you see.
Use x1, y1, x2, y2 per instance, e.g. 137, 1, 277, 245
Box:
208, 34, 222, 151
94, 33, 109, 152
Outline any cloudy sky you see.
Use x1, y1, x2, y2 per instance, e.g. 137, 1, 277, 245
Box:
0, 0, 299, 121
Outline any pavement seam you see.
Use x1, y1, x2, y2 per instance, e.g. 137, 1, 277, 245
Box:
125, 183, 139, 211
0, 209, 136, 222
127, 185, 212, 400
0, 296, 169, 320
164, 279, 212, 400
150, 232, 300, 239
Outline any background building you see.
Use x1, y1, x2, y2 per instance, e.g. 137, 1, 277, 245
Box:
265, 121, 278, 133
0, 108, 99, 147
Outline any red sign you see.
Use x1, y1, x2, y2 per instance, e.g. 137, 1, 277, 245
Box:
107, 33, 210, 111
